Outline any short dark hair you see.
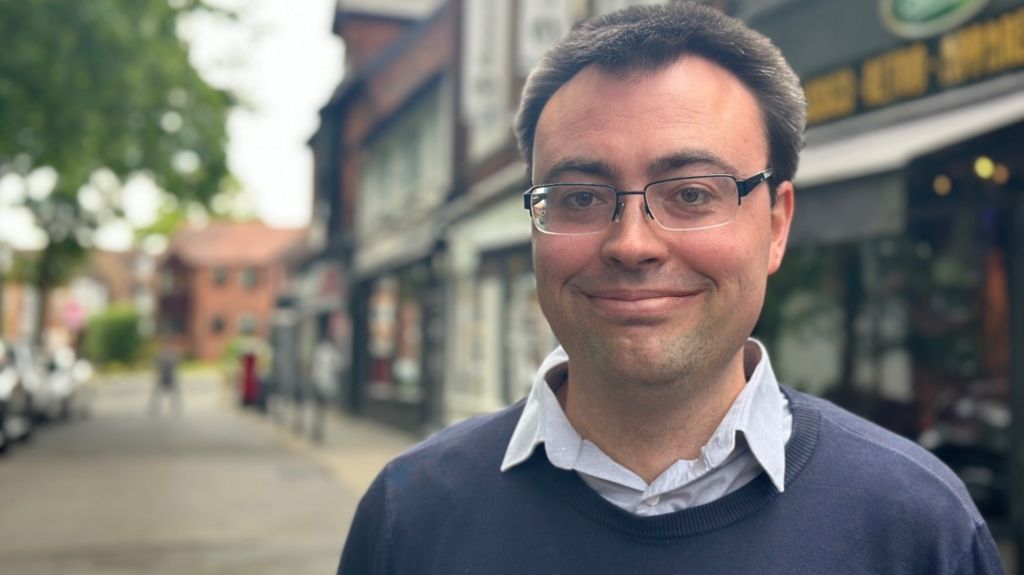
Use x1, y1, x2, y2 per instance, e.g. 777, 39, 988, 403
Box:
514, 1, 807, 197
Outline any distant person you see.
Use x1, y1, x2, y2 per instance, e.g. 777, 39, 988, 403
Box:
310, 336, 341, 443
338, 3, 1003, 574
150, 344, 182, 416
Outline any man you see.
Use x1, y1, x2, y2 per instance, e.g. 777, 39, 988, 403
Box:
338, 3, 1004, 574
311, 334, 342, 443
150, 343, 182, 416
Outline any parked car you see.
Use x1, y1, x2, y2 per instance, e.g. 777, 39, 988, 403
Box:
45, 346, 94, 420
0, 339, 34, 452
10, 341, 66, 422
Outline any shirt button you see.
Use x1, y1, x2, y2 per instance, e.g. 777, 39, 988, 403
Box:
645, 495, 660, 507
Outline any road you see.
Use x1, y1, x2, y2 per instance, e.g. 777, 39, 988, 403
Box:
0, 370, 359, 575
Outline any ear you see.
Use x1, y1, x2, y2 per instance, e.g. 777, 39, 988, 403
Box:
767, 180, 794, 275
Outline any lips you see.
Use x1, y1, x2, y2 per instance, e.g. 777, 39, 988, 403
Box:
579, 288, 702, 319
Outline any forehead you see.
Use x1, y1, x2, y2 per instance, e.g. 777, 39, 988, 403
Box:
532, 56, 767, 182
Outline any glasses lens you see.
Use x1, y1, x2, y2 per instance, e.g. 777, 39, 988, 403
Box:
646, 176, 739, 231
531, 185, 615, 234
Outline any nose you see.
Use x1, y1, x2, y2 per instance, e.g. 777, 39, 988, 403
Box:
600, 195, 669, 269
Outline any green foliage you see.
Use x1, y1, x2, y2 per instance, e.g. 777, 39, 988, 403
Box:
81, 304, 144, 366
0, 0, 235, 338
0, 0, 233, 203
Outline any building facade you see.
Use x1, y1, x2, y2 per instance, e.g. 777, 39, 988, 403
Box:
157, 222, 305, 360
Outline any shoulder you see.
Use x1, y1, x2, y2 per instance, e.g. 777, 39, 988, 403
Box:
376, 401, 525, 497
787, 388, 983, 525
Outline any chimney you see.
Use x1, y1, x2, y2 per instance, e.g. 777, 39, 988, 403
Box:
332, 0, 445, 73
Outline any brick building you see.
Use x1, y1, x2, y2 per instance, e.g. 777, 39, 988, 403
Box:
157, 222, 306, 360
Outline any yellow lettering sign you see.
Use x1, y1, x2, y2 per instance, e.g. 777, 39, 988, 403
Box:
938, 7, 1024, 87
803, 7, 1024, 126
805, 68, 857, 125
860, 42, 928, 108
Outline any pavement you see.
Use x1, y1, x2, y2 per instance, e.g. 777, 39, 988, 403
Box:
232, 384, 421, 499
0, 367, 421, 575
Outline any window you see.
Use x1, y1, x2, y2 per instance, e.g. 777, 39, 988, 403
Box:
160, 269, 177, 294
211, 315, 225, 334
212, 267, 229, 286
238, 313, 257, 335
241, 267, 260, 290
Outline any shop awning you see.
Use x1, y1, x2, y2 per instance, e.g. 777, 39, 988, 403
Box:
796, 80, 1024, 188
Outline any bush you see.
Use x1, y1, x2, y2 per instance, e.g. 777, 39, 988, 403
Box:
81, 304, 144, 366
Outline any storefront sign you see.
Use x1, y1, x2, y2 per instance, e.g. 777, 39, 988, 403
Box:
805, 5, 1024, 126
881, 0, 990, 39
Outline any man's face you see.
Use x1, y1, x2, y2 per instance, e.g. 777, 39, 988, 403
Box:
530, 55, 794, 391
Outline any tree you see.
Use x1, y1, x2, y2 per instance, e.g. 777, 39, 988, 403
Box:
0, 0, 234, 341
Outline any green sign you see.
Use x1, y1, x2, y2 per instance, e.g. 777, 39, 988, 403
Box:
881, 0, 990, 38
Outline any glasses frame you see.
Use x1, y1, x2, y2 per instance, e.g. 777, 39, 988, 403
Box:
523, 168, 773, 235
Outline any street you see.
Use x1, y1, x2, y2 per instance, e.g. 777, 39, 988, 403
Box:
0, 369, 408, 575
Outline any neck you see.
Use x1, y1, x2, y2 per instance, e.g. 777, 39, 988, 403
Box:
557, 348, 749, 484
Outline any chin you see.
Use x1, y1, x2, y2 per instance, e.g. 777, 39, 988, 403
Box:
576, 335, 707, 391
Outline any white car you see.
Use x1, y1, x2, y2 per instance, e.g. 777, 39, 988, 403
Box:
44, 346, 94, 420
0, 339, 34, 452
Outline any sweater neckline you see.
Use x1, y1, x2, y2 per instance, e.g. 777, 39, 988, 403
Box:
536, 387, 820, 539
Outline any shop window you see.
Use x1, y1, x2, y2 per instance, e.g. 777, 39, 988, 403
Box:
367, 266, 430, 403
757, 198, 1012, 527
507, 272, 558, 402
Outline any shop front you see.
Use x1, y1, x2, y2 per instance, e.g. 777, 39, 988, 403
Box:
442, 164, 557, 425
351, 213, 445, 433
746, 0, 1024, 565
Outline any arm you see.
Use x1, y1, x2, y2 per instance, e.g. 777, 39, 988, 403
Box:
337, 468, 391, 575
954, 523, 1006, 575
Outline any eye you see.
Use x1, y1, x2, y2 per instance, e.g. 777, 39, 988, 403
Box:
568, 191, 595, 207
674, 185, 712, 205
559, 188, 606, 209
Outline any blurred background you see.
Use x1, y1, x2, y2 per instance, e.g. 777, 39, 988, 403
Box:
0, 0, 1021, 573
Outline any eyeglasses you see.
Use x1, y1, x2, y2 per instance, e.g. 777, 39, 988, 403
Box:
523, 169, 773, 236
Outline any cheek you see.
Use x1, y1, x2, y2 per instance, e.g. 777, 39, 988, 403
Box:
532, 236, 593, 285
681, 229, 770, 289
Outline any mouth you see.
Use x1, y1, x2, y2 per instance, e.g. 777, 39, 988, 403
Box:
580, 288, 702, 319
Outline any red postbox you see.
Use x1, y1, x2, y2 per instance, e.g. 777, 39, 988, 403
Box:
240, 351, 260, 406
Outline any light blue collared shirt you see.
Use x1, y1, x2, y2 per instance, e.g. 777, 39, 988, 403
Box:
500, 339, 792, 516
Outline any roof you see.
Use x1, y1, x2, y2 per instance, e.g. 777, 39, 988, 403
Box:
166, 221, 307, 268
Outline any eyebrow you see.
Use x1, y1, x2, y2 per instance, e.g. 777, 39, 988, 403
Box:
537, 157, 615, 184
648, 150, 739, 177
536, 149, 742, 185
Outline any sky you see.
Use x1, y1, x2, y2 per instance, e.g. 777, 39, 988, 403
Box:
183, 0, 344, 230
0, 0, 342, 253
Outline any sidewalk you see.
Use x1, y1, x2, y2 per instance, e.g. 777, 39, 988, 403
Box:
239, 396, 421, 499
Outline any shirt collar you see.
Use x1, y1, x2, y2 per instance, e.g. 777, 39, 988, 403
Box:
501, 345, 570, 472
500, 339, 790, 493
